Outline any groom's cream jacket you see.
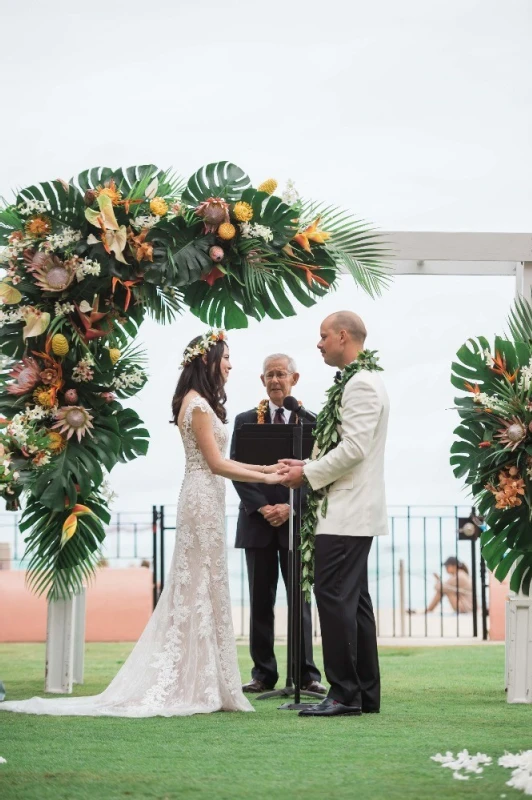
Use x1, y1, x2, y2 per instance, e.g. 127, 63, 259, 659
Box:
303, 369, 389, 538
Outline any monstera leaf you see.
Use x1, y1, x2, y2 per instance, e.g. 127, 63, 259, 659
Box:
31, 416, 122, 511
72, 165, 183, 202
146, 217, 214, 286
16, 180, 85, 229
239, 188, 297, 249
115, 408, 149, 462
21, 493, 110, 600
181, 161, 251, 206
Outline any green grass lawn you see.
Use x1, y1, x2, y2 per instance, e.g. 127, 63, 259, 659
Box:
0, 643, 529, 800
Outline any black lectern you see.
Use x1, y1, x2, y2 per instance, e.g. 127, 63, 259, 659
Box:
235, 423, 323, 709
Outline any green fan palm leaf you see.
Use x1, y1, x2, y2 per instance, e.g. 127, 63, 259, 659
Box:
299, 200, 392, 297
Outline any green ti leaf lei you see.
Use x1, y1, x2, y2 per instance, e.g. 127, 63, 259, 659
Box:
300, 349, 383, 601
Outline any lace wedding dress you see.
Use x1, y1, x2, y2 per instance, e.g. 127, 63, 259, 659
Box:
0, 395, 253, 717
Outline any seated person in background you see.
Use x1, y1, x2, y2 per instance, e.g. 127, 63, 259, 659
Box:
425, 556, 473, 614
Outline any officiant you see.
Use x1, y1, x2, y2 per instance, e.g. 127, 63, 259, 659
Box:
230, 354, 325, 694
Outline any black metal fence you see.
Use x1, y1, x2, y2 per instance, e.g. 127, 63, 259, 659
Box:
1, 505, 489, 639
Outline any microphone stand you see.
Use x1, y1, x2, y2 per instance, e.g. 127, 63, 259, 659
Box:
250, 410, 322, 708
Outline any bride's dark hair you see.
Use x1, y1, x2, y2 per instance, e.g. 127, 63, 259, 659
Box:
171, 336, 228, 425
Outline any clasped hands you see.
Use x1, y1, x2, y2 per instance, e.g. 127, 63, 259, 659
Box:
259, 460, 305, 527
261, 458, 306, 489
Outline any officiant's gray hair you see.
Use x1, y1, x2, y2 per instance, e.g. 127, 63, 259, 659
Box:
262, 353, 298, 374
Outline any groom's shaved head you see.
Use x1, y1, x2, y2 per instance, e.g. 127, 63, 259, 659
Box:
326, 311, 367, 344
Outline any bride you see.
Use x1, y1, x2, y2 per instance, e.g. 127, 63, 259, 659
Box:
0, 330, 282, 717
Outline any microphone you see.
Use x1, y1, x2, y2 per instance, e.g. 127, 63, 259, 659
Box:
283, 395, 317, 422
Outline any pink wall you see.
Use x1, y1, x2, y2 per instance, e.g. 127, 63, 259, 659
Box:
0, 568, 152, 642
489, 572, 509, 641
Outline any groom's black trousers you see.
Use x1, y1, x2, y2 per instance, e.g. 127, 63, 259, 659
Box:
314, 534, 380, 709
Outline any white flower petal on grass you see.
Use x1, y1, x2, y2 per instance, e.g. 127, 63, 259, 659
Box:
431, 750, 491, 781
499, 751, 532, 796
0, 756, 6, 764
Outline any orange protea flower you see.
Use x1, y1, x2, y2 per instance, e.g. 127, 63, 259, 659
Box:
46, 430, 66, 453
464, 381, 480, 395
96, 179, 122, 205
33, 386, 56, 408
25, 216, 51, 239
495, 416, 527, 450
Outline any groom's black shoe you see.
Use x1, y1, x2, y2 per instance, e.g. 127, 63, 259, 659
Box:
298, 698, 362, 717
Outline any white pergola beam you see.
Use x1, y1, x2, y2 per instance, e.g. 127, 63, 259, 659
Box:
392, 260, 518, 276
385, 232, 532, 262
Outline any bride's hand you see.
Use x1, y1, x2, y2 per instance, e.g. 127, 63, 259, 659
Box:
262, 463, 280, 474
264, 471, 284, 485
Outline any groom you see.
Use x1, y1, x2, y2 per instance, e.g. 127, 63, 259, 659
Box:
280, 311, 389, 717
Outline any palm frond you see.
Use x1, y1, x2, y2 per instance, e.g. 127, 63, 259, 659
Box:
507, 295, 532, 343
299, 199, 393, 298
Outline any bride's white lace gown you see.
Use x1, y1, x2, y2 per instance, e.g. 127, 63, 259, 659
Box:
0, 396, 253, 717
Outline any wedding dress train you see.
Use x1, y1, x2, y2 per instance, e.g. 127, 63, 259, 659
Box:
0, 395, 253, 717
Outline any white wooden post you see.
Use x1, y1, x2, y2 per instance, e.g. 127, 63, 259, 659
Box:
45, 589, 86, 694
506, 593, 532, 703
505, 262, 532, 703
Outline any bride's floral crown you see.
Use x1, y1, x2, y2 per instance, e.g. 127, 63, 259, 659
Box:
180, 329, 227, 368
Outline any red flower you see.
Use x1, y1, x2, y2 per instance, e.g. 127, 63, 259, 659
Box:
202, 266, 225, 286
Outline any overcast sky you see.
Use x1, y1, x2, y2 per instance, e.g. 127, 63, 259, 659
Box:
1, 0, 530, 514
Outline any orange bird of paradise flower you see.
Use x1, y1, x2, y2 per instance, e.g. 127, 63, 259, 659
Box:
293, 218, 331, 254
111, 277, 141, 312
488, 351, 518, 383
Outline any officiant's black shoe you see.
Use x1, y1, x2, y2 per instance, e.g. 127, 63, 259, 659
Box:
242, 679, 274, 693
301, 681, 327, 694
298, 698, 362, 717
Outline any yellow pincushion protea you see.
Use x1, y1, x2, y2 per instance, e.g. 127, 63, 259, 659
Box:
109, 348, 121, 365
33, 386, 55, 408
51, 334, 69, 356
217, 223, 236, 241
258, 179, 278, 195
233, 201, 253, 222
25, 216, 52, 238
46, 430, 67, 453
149, 197, 168, 216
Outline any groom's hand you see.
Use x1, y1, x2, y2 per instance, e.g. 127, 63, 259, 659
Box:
278, 458, 305, 467
279, 465, 305, 488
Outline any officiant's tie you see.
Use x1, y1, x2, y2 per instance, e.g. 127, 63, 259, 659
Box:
273, 407, 285, 424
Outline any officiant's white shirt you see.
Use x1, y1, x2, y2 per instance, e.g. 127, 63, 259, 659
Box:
303, 370, 389, 538
269, 400, 288, 422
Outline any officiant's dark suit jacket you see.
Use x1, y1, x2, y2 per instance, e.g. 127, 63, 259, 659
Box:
230, 407, 311, 549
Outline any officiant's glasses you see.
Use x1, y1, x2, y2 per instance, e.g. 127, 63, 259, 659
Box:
264, 370, 294, 380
